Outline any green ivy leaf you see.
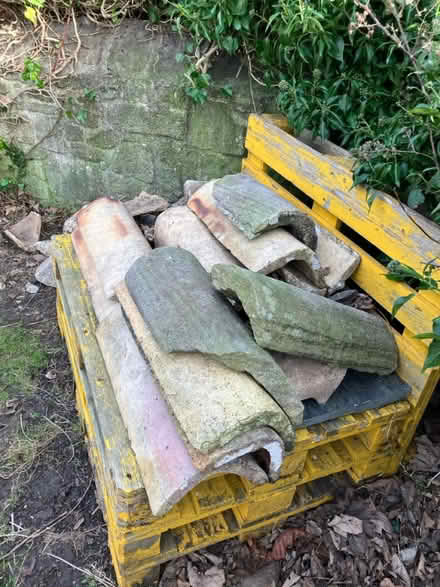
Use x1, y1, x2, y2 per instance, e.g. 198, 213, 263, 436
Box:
391, 293, 415, 318
76, 108, 88, 124
407, 188, 425, 209
422, 337, 440, 371
221, 84, 233, 97
176, 52, 186, 63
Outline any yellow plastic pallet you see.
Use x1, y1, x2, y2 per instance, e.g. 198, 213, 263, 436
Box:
54, 113, 440, 585
242, 113, 440, 478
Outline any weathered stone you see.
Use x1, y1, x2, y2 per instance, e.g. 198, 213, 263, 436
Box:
314, 225, 361, 292
4, 212, 41, 252
73, 197, 151, 300
124, 248, 302, 433
35, 257, 56, 287
188, 186, 319, 274
35, 240, 53, 256
117, 281, 294, 453
25, 282, 39, 294
123, 192, 169, 216
272, 352, 347, 404
278, 264, 326, 295
96, 304, 283, 515
211, 265, 399, 375
63, 212, 79, 233
155, 207, 238, 272
208, 173, 317, 248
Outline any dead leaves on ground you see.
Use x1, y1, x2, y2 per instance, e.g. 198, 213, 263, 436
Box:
159, 436, 439, 586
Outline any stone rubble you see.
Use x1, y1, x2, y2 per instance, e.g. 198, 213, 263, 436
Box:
59, 169, 404, 517
123, 191, 169, 216
4, 211, 41, 252
124, 247, 303, 432
35, 257, 56, 288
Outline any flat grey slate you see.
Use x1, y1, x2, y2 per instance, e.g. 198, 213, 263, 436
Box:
302, 371, 411, 427
209, 173, 317, 248
211, 265, 399, 375
124, 248, 303, 433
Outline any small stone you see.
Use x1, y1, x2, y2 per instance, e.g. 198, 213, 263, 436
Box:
400, 546, 418, 565
35, 240, 53, 256
141, 225, 155, 243
123, 192, 169, 216
0, 281, 5, 290
32, 253, 46, 263
35, 257, 56, 287
25, 282, 39, 294
4, 212, 41, 252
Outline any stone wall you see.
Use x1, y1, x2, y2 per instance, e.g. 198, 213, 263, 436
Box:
0, 20, 276, 208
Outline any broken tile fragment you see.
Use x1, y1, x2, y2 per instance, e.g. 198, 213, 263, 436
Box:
207, 173, 317, 248
315, 225, 361, 292
117, 280, 294, 453
123, 247, 302, 434
155, 207, 238, 272
278, 264, 326, 295
272, 352, 347, 404
35, 257, 56, 287
4, 211, 41, 252
188, 186, 320, 275
123, 191, 169, 216
211, 265, 398, 375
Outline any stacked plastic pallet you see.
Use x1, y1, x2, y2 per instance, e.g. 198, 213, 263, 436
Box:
55, 239, 409, 587
54, 114, 440, 586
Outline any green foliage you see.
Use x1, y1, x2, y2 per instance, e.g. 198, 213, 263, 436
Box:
0, 138, 26, 191
0, 325, 47, 398
22, 57, 45, 88
161, 0, 440, 220
386, 259, 440, 370
64, 88, 97, 123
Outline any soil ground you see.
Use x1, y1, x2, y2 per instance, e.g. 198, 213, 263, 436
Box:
0, 197, 439, 587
